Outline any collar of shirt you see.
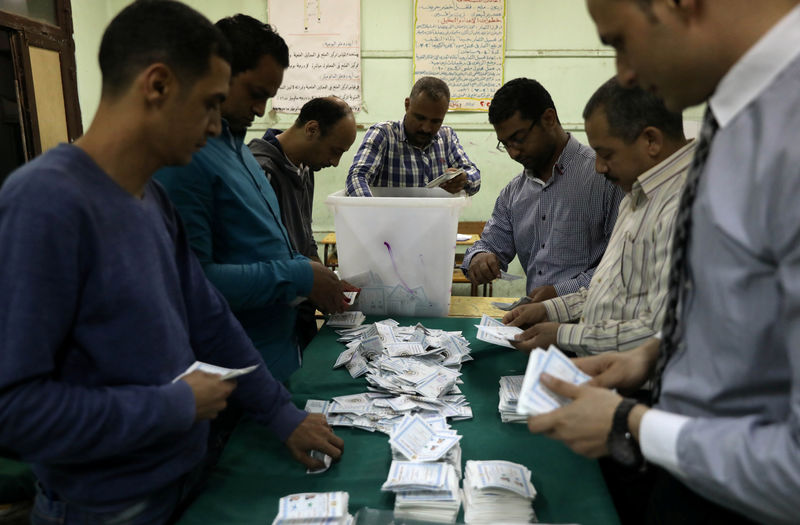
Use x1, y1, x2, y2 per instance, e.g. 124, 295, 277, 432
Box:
523, 133, 579, 186
630, 140, 697, 208
219, 119, 247, 150
710, 4, 800, 129
396, 117, 441, 151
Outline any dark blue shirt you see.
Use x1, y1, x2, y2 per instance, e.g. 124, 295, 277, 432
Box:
0, 144, 304, 510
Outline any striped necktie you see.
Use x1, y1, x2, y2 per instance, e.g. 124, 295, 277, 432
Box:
651, 108, 719, 404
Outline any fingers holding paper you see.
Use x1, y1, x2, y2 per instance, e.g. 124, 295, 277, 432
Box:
527, 373, 622, 457
467, 252, 501, 285
510, 322, 560, 352
439, 171, 467, 193
285, 413, 345, 469
503, 303, 547, 328
575, 338, 660, 392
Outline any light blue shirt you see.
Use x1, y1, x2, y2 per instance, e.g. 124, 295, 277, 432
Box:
643, 6, 800, 523
462, 135, 623, 295
154, 121, 313, 381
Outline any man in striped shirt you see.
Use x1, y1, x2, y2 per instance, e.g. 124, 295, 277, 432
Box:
345, 76, 480, 197
463, 78, 623, 301
504, 78, 693, 355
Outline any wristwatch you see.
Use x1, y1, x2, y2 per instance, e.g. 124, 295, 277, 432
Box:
607, 398, 645, 468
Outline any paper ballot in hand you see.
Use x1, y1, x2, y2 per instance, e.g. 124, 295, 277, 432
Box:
424, 168, 466, 188
516, 345, 591, 415
475, 314, 523, 349
172, 361, 259, 383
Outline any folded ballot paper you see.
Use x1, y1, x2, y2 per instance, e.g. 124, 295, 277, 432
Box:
327, 311, 366, 328
425, 168, 465, 188
271, 491, 353, 525
516, 345, 592, 416
462, 460, 536, 524
382, 461, 461, 523
475, 314, 523, 349
171, 361, 259, 383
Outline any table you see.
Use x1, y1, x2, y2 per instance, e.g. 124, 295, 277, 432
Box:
448, 296, 515, 318
177, 317, 620, 524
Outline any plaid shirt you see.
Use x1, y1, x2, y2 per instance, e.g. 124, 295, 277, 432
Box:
345, 119, 480, 196
463, 135, 623, 295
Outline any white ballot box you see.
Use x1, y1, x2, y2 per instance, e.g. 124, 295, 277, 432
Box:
326, 188, 469, 317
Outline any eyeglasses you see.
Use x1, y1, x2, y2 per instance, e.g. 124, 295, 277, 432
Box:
496, 120, 537, 152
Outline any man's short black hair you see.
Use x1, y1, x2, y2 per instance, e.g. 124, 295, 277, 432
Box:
488, 78, 558, 125
215, 14, 289, 76
409, 76, 450, 102
583, 77, 685, 142
99, 0, 231, 97
294, 97, 353, 137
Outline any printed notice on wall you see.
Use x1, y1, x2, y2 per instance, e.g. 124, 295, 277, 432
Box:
414, 0, 506, 112
269, 0, 361, 113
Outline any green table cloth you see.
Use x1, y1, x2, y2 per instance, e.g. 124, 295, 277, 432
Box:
178, 316, 620, 524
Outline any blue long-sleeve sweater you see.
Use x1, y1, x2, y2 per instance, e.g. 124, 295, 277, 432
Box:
155, 122, 313, 381
0, 144, 305, 510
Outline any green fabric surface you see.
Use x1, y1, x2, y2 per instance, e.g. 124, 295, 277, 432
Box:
178, 317, 620, 524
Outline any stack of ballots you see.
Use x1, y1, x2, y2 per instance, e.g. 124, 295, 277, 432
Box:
381, 461, 461, 523
516, 345, 591, 416
389, 414, 462, 477
462, 460, 537, 524
271, 491, 353, 525
498, 375, 526, 423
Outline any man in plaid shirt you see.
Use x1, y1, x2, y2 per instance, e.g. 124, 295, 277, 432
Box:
345, 77, 480, 197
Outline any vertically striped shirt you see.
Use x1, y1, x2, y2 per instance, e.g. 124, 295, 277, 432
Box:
345, 119, 480, 197
543, 140, 696, 355
462, 135, 623, 295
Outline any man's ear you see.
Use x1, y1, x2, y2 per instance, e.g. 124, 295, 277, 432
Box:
641, 126, 664, 157
540, 107, 558, 130
305, 120, 321, 139
404, 97, 410, 112
141, 63, 175, 105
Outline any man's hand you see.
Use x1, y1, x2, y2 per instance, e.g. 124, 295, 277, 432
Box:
510, 321, 560, 352
340, 280, 360, 304
467, 252, 501, 284
308, 262, 348, 314
503, 303, 548, 328
528, 285, 557, 302
527, 373, 623, 457
285, 413, 345, 470
573, 337, 660, 393
440, 170, 467, 194
182, 371, 237, 421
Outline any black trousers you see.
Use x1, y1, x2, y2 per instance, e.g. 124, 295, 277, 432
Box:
601, 460, 757, 525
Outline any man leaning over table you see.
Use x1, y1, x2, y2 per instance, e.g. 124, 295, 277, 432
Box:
249, 96, 358, 350
525, 0, 800, 523
462, 78, 623, 302
0, 3, 342, 524
345, 76, 481, 197
155, 15, 353, 383
504, 78, 692, 354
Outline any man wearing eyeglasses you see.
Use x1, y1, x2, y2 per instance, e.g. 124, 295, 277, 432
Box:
463, 78, 623, 302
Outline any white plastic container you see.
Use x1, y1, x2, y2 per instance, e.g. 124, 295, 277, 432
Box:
325, 187, 469, 317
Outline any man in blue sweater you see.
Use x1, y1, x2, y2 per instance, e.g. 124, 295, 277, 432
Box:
155, 15, 351, 382
0, 3, 343, 524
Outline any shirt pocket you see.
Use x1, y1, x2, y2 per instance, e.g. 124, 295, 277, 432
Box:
549, 220, 590, 267
620, 233, 651, 296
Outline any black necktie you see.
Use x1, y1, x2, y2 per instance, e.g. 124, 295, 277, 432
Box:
651, 109, 719, 404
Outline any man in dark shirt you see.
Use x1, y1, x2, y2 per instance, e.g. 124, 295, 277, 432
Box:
249, 96, 357, 349
0, 3, 342, 524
